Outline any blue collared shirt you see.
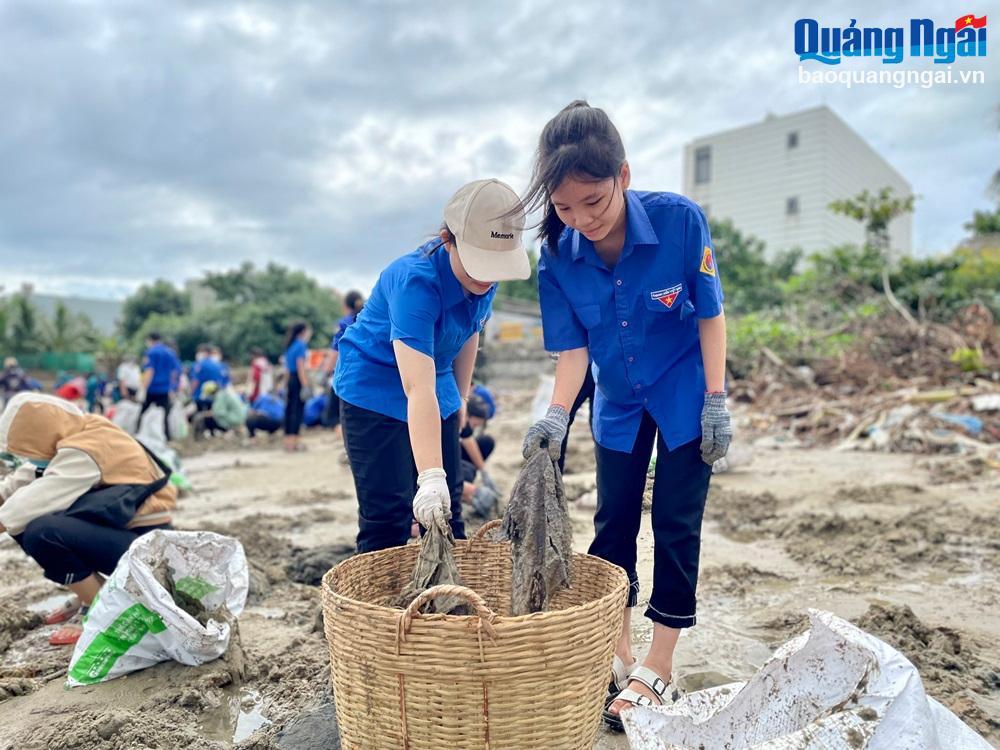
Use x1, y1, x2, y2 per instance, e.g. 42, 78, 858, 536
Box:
335, 240, 495, 422
538, 190, 724, 453
285, 338, 308, 376
331, 312, 357, 352
143, 342, 181, 395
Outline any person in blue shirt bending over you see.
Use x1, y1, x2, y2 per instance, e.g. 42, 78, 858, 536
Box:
520, 101, 732, 730
335, 179, 530, 553
139, 331, 182, 440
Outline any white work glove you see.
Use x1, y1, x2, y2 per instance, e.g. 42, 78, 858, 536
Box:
413, 468, 451, 529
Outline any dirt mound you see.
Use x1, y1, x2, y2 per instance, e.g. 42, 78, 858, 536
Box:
700, 564, 787, 597
0, 607, 41, 654
704, 489, 781, 541
832, 483, 924, 505
854, 603, 1000, 739
286, 545, 354, 587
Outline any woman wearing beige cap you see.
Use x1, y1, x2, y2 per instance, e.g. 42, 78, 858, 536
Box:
334, 179, 530, 553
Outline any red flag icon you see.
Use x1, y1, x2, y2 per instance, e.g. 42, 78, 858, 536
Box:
954, 14, 987, 31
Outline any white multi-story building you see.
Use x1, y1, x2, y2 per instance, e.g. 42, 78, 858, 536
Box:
682, 105, 912, 258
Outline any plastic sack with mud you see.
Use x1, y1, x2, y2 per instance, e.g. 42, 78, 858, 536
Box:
66, 529, 249, 687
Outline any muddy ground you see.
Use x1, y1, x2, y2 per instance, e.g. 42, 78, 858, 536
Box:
0, 389, 997, 749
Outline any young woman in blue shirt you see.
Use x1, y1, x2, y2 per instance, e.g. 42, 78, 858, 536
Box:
283, 321, 312, 453
520, 101, 732, 729
335, 179, 529, 553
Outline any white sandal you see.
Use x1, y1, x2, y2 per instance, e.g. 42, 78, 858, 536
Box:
602, 666, 679, 732
605, 654, 637, 705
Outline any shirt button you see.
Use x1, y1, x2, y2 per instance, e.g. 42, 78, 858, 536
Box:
621, 321, 628, 328
628, 356, 635, 363
616, 279, 623, 286
636, 383, 643, 390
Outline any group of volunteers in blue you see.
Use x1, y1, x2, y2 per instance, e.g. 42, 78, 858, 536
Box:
333, 100, 731, 729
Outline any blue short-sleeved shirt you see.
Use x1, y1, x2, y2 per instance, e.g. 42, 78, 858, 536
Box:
335, 240, 495, 422
331, 313, 358, 352
143, 342, 181, 395
286, 339, 308, 376
538, 190, 724, 453
192, 358, 229, 399
252, 393, 285, 421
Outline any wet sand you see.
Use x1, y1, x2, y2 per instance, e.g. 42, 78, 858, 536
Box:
0, 391, 997, 748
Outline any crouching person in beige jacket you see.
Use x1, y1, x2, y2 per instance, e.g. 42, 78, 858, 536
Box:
0, 393, 176, 644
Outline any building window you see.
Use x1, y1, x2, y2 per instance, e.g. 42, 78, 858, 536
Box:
786, 197, 799, 216
787, 131, 799, 149
694, 146, 711, 184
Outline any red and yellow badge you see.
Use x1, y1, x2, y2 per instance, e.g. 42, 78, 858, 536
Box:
651, 283, 683, 309
700, 245, 716, 277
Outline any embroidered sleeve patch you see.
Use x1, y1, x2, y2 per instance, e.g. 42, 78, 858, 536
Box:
700, 245, 716, 277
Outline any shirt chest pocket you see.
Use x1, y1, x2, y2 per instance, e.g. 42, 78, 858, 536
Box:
644, 284, 694, 322
436, 318, 473, 361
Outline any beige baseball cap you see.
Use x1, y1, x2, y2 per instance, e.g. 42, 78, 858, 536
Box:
443, 179, 531, 282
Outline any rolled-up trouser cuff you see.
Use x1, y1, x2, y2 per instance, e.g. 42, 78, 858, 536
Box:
626, 578, 640, 608
645, 602, 697, 629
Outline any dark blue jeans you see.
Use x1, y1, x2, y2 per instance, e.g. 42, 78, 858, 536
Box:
15, 515, 170, 585
590, 411, 712, 629
340, 399, 464, 553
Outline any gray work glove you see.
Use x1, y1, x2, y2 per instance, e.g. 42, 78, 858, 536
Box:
522, 404, 569, 460
471, 484, 500, 518
479, 469, 498, 495
700, 392, 732, 465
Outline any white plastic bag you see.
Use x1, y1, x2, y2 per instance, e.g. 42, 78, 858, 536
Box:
66, 530, 248, 687
623, 609, 992, 750
111, 400, 141, 435
168, 401, 189, 441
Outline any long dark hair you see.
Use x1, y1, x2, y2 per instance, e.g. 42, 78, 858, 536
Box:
521, 100, 627, 253
284, 320, 309, 349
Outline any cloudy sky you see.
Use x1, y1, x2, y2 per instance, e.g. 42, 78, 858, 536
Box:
1, 0, 996, 300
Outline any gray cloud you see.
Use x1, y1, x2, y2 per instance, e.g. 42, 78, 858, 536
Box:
0, 0, 994, 299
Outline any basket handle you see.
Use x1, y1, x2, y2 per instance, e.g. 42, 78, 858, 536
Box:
469, 518, 503, 542
397, 584, 498, 659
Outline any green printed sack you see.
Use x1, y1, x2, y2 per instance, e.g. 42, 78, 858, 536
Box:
67, 530, 249, 687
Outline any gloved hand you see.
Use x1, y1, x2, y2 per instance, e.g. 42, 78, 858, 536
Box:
479, 469, 498, 495
413, 468, 451, 529
471, 484, 500, 518
522, 404, 569, 460
700, 392, 732, 465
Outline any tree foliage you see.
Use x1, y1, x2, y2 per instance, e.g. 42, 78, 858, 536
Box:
126, 264, 342, 361
119, 280, 191, 339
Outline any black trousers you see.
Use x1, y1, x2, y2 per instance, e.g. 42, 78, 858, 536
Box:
590, 411, 712, 629
246, 412, 283, 437
140, 391, 172, 440
460, 434, 495, 484
321, 385, 341, 429
15, 515, 170, 585
340, 399, 464, 553
285, 378, 304, 436
559, 367, 595, 474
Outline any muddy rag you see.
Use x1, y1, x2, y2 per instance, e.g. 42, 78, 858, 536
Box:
502, 449, 573, 615
394, 518, 470, 615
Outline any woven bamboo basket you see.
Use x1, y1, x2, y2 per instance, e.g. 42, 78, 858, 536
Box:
321, 519, 629, 749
